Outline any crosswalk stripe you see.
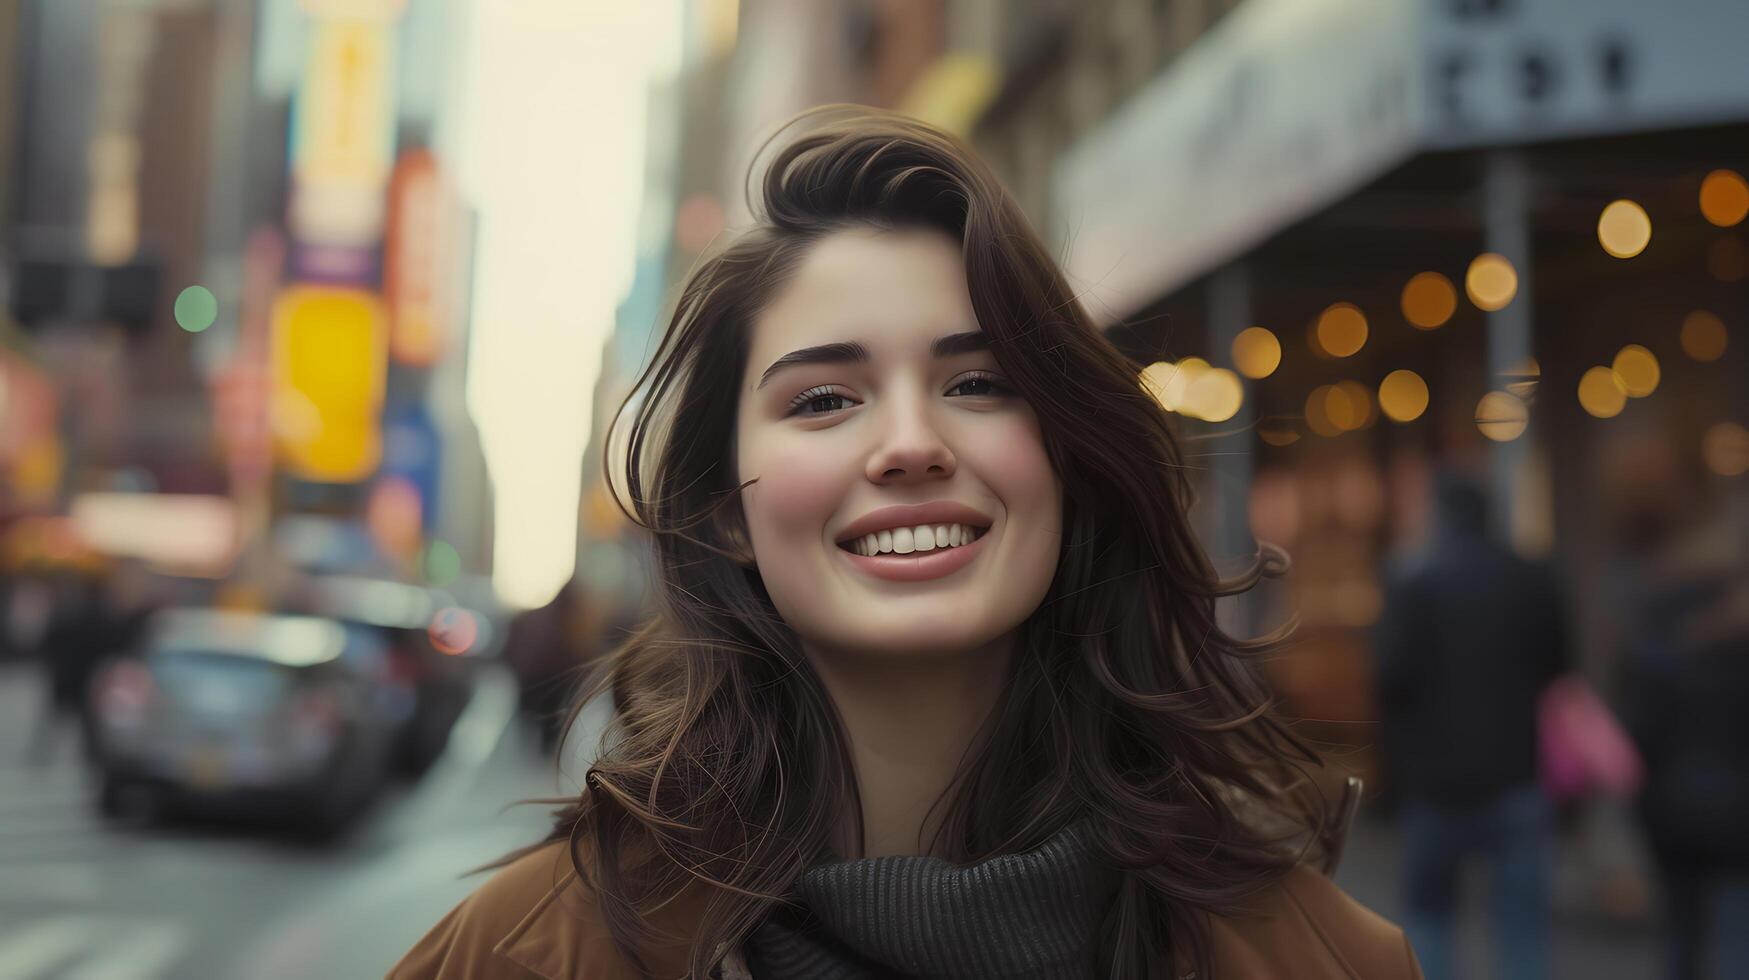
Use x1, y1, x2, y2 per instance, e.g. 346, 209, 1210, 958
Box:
0, 812, 105, 839
62, 919, 189, 980
0, 863, 103, 903
0, 792, 88, 817
0, 914, 100, 979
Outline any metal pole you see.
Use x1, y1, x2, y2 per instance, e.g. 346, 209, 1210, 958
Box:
1208, 261, 1255, 635
1484, 149, 1534, 549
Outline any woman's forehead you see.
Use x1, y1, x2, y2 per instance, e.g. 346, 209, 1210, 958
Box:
751, 227, 975, 358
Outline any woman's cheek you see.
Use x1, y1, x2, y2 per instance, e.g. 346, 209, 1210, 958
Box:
743, 441, 849, 545
970, 416, 1059, 508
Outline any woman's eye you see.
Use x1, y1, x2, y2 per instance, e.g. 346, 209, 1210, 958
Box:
787, 386, 853, 417
947, 373, 1009, 398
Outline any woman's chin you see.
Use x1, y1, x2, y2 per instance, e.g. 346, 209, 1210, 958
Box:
814, 618, 1008, 661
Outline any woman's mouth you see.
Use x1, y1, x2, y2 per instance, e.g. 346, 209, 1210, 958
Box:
834, 523, 990, 582
836, 523, 986, 557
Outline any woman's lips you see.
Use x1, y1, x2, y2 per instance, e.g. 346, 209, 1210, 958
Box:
837, 529, 987, 582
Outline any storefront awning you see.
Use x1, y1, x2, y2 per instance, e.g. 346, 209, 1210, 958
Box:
1054, 0, 1749, 322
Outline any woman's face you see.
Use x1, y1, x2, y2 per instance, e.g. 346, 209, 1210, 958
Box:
734, 226, 1063, 659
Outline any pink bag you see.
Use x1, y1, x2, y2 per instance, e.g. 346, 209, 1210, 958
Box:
1539, 674, 1645, 803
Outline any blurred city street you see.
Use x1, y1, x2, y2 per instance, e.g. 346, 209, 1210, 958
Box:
0, 0, 1744, 977
1336, 810, 1662, 979
0, 661, 561, 979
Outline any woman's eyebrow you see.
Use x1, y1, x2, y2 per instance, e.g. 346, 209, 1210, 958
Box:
757, 341, 867, 389
756, 331, 988, 389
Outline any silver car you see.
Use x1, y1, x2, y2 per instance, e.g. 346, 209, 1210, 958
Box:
91, 609, 408, 837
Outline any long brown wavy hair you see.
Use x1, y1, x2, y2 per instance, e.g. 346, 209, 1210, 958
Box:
523, 105, 1328, 979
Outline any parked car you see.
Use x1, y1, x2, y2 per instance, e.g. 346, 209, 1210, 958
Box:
302, 576, 474, 775
90, 609, 406, 836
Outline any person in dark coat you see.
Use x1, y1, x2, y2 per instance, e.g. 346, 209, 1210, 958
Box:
1375, 472, 1573, 980
28, 564, 158, 767
30, 573, 116, 765
1617, 503, 1749, 980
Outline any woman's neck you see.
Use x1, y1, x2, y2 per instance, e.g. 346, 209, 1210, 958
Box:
805, 635, 1014, 859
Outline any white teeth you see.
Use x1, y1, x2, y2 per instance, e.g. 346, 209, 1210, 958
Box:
847, 523, 984, 556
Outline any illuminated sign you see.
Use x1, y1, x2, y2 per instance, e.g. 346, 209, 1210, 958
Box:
385, 150, 448, 364
270, 286, 388, 482
289, 17, 396, 245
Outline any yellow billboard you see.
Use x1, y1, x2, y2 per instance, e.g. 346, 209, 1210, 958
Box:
270, 286, 388, 482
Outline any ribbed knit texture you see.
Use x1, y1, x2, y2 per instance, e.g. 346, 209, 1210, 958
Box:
745, 823, 1121, 979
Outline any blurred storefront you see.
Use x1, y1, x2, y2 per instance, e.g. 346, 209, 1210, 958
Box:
977, 0, 1749, 768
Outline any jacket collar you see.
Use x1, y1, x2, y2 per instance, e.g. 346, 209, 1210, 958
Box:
494, 861, 721, 979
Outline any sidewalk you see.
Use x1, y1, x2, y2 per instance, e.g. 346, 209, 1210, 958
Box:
1335, 805, 1663, 979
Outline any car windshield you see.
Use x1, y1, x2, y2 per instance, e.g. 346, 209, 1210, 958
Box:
151, 652, 291, 715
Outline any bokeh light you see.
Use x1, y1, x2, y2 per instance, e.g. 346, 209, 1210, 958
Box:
1257, 419, 1300, 447
1377, 369, 1429, 423
1680, 310, 1728, 362
1181, 367, 1244, 422
1476, 390, 1529, 442
1465, 253, 1518, 311
1314, 303, 1368, 358
423, 539, 462, 585
429, 607, 480, 656
1141, 358, 1209, 413
1502, 357, 1542, 400
175, 285, 218, 333
1305, 386, 1342, 437
1597, 199, 1652, 258
1578, 366, 1627, 418
1400, 272, 1456, 330
1231, 327, 1281, 379
1306, 383, 1373, 436
1700, 169, 1749, 228
1611, 345, 1660, 397
1334, 380, 1376, 430
1702, 422, 1749, 477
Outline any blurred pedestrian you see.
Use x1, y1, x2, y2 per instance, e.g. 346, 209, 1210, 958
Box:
26, 562, 158, 767
502, 579, 586, 753
28, 571, 113, 765
1375, 471, 1572, 980
1618, 500, 1749, 980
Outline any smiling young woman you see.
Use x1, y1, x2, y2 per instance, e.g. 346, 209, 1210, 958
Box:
392, 106, 1420, 979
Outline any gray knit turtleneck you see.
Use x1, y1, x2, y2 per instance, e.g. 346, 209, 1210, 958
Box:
745, 823, 1122, 979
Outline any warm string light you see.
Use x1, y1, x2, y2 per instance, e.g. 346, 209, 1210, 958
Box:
1231, 327, 1281, 379
1597, 199, 1652, 258
1312, 303, 1368, 358
1401, 272, 1456, 329
1578, 366, 1626, 419
1465, 253, 1517, 311
1476, 391, 1528, 442
1680, 311, 1728, 362
1700, 170, 1749, 228
1139, 359, 1244, 422
1262, 189, 1727, 453
1377, 370, 1428, 423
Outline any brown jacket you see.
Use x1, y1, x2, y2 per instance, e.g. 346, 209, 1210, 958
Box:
389, 842, 1422, 979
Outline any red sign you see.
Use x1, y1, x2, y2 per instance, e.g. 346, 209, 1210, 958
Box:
384, 150, 448, 365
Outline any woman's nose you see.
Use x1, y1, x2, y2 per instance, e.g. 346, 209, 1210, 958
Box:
865, 393, 956, 484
